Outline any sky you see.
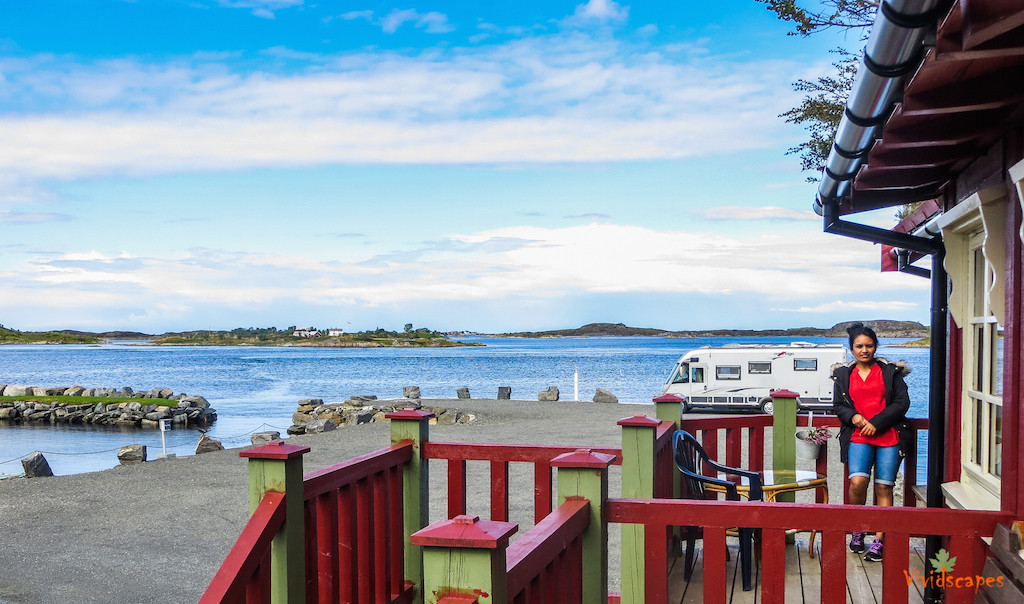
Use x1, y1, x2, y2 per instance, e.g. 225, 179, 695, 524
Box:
0, 0, 930, 334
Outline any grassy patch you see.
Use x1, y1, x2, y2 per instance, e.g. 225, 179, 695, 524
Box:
0, 327, 101, 344
895, 337, 930, 347
0, 395, 177, 407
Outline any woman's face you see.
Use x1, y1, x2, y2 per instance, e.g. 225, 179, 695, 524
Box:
852, 334, 876, 364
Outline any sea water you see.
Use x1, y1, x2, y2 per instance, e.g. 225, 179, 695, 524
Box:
0, 336, 930, 476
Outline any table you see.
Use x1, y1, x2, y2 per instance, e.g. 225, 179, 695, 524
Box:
710, 469, 829, 556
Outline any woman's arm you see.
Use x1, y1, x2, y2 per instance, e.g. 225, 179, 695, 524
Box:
869, 367, 911, 431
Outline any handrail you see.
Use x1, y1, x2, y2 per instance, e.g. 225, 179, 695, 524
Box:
505, 497, 591, 598
422, 441, 622, 464
199, 491, 286, 604
303, 441, 413, 499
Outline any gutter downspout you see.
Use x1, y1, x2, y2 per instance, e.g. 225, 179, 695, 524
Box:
924, 246, 947, 604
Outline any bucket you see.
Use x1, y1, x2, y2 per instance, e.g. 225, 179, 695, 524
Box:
794, 430, 821, 461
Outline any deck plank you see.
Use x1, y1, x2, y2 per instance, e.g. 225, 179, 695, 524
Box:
795, 539, 822, 604
848, 547, 880, 604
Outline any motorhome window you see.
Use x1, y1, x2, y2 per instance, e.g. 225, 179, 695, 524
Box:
748, 361, 771, 374
691, 367, 705, 383
671, 363, 689, 384
794, 359, 817, 371
716, 365, 741, 380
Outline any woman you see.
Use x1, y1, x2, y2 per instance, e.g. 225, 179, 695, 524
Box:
832, 323, 911, 562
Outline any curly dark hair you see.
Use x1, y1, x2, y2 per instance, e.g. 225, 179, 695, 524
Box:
846, 322, 878, 349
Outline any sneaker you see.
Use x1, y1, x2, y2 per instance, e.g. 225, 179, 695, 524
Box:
849, 531, 866, 553
864, 540, 883, 562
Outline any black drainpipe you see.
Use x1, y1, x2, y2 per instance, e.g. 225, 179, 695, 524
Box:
923, 247, 947, 604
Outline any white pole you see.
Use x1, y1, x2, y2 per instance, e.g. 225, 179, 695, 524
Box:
808, 410, 814, 428
574, 367, 579, 402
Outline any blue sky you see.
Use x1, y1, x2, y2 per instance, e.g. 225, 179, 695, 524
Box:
0, 0, 929, 333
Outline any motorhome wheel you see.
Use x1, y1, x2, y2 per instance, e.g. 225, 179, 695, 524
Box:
758, 398, 774, 414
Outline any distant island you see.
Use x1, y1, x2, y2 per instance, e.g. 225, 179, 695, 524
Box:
0, 325, 477, 348
493, 320, 929, 340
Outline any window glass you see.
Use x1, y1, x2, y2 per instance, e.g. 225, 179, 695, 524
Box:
716, 365, 741, 380
990, 404, 1002, 477
671, 363, 689, 384
993, 326, 1004, 397
972, 246, 986, 316
748, 361, 771, 374
690, 367, 704, 384
794, 358, 817, 371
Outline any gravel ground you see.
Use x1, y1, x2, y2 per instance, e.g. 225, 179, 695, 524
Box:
0, 399, 852, 604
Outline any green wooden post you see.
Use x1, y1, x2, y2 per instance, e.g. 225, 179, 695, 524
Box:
387, 408, 434, 603
653, 398, 683, 557
551, 449, 615, 604
771, 389, 798, 503
240, 441, 310, 604
617, 414, 659, 604
411, 514, 517, 604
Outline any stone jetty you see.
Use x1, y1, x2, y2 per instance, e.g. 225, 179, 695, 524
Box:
288, 394, 475, 435
0, 384, 217, 428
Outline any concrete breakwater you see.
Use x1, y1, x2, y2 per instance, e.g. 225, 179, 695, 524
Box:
0, 384, 217, 428
288, 392, 475, 435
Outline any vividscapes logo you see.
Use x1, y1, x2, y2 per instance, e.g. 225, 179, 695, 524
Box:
903, 548, 1004, 593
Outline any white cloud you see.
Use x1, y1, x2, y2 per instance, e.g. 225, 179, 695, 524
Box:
573, 0, 629, 22
380, 9, 454, 34
773, 300, 920, 313
702, 206, 818, 221
1, 224, 924, 321
0, 36, 805, 182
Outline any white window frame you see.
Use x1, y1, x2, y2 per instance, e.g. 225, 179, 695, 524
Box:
938, 185, 1007, 507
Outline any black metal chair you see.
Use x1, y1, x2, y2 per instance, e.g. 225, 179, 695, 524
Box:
672, 430, 763, 591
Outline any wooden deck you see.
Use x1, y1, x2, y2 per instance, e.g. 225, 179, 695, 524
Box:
669, 537, 929, 603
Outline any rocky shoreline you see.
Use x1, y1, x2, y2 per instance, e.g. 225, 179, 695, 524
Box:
0, 384, 217, 428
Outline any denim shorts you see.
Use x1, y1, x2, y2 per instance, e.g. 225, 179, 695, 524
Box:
848, 441, 902, 485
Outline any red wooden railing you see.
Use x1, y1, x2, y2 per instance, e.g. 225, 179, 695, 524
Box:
506, 498, 590, 603
680, 414, 928, 506
423, 420, 673, 525
607, 497, 1012, 603
302, 442, 415, 604
201, 491, 287, 603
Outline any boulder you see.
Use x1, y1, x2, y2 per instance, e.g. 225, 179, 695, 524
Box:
350, 395, 377, 403
298, 398, 324, 407
497, 386, 512, 400
457, 387, 471, 399
403, 386, 421, 399
286, 424, 306, 435
3, 384, 30, 399
0, 407, 19, 419
304, 418, 336, 434
347, 411, 375, 425
30, 387, 49, 396
117, 444, 147, 464
292, 412, 313, 425
121, 386, 134, 396
21, 452, 53, 478
436, 410, 457, 425
195, 434, 225, 454
251, 431, 281, 447
593, 388, 618, 404
63, 386, 86, 396
538, 386, 559, 402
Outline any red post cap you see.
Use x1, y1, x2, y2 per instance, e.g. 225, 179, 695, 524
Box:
551, 448, 617, 469
411, 514, 518, 549
240, 440, 311, 460
652, 394, 684, 403
617, 414, 660, 428
385, 408, 435, 421
769, 389, 800, 399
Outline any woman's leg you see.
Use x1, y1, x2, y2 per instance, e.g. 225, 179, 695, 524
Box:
847, 442, 873, 505
870, 445, 902, 541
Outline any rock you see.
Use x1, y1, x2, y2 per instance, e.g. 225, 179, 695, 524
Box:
195, 434, 225, 454
497, 386, 512, 400
436, 410, 457, 425
286, 424, 306, 435
347, 411, 375, 425
117, 444, 147, 464
121, 386, 134, 396
30, 387, 49, 396
538, 386, 559, 402
63, 386, 86, 396
251, 431, 281, 446
0, 385, 22, 397
304, 418, 336, 434
457, 387, 471, 399
0, 407, 20, 419
350, 395, 377, 402
457, 412, 475, 424
21, 452, 53, 478
298, 398, 324, 406
292, 412, 313, 425
403, 386, 421, 399
593, 388, 618, 404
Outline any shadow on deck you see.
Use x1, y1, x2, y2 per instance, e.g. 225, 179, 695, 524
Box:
671, 537, 929, 603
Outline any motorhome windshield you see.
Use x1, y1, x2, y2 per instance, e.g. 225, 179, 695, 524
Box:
670, 362, 690, 384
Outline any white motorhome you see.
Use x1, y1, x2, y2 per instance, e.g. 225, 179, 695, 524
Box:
652, 342, 848, 414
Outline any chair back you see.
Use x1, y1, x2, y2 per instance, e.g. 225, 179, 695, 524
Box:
672, 430, 763, 501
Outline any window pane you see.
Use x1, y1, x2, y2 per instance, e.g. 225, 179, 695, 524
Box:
990, 403, 1002, 478
993, 326, 1004, 397
794, 359, 817, 371
974, 325, 985, 391
748, 361, 771, 374
716, 366, 740, 380
974, 399, 983, 465
972, 246, 986, 316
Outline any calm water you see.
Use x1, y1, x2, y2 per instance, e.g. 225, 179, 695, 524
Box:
0, 336, 931, 476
